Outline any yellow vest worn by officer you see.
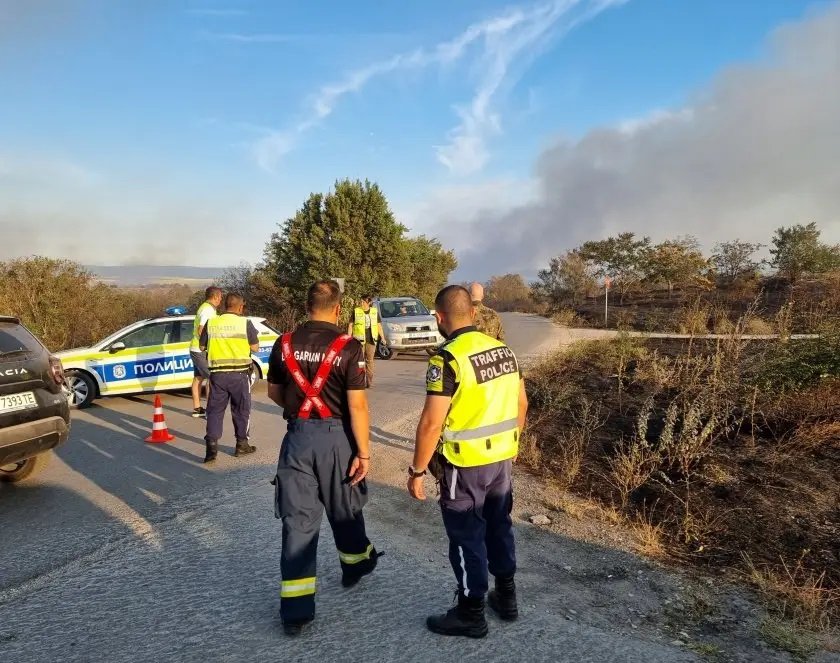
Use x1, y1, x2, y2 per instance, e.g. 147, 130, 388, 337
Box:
206, 314, 252, 372
190, 301, 217, 352
351, 306, 380, 342
432, 331, 520, 467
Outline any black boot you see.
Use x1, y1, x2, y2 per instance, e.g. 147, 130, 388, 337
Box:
234, 441, 256, 457
282, 615, 313, 636
203, 442, 218, 464
341, 548, 383, 588
426, 593, 488, 638
488, 575, 518, 621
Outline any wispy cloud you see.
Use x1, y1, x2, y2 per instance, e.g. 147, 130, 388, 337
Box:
250, 0, 625, 173
199, 31, 297, 43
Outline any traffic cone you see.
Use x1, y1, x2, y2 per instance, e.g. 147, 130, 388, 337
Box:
145, 395, 175, 443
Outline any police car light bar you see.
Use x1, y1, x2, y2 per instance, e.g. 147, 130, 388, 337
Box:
165, 306, 188, 315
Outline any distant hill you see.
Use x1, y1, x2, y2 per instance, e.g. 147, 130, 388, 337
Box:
87, 265, 225, 287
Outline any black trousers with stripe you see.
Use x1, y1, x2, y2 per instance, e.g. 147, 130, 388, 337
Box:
438, 457, 516, 598
273, 418, 372, 621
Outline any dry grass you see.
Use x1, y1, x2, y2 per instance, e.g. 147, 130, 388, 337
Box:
759, 618, 819, 662
630, 510, 666, 558
676, 299, 710, 335
552, 308, 583, 327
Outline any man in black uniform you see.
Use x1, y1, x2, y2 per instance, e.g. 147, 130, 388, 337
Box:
267, 280, 380, 636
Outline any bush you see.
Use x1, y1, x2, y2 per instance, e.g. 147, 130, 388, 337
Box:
551, 309, 582, 327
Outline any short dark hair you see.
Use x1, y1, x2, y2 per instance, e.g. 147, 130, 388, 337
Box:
435, 285, 472, 318
307, 280, 342, 313
360, 294, 372, 302
224, 292, 244, 309
205, 286, 222, 300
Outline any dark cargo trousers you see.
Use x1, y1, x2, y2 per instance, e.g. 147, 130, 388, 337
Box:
204, 370, 251, 448
438, 457, 516, 598
273, 419, 373, 621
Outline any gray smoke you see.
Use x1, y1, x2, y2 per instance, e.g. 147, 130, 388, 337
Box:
451, 3, 840, 280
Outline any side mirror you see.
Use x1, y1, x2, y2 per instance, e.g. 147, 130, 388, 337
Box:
109, 342, 126, 353
429, 310, 436, 316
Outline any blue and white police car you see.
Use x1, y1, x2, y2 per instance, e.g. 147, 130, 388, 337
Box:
56, 308, 281, 408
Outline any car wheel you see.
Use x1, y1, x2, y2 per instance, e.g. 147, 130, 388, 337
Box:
65, 370, 96, 409
377, 342, 398, 360
0, 452, 51, 483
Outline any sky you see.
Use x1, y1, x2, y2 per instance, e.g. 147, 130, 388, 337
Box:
1, 0, 839, 280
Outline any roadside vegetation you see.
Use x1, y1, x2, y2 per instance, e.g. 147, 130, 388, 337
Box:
522, 318, 840, 650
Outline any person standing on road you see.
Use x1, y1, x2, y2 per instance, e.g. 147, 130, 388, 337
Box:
348, 294, 381, 388
199, 292, 258, 463
408, 284, 528, 638
267, 280, 381, 636
469, 282, 505, 341
190, 286, 222, 418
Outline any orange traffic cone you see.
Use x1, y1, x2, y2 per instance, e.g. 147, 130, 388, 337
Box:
145, 395, 175, 443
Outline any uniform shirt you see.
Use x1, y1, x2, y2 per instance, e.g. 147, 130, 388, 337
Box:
267, 320, 367, 420
473, 303, 505, 342
426, 326, 520, 397
199, 315, 259, 355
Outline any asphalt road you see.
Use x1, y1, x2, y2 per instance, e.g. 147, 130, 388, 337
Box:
0, 314, 704, 663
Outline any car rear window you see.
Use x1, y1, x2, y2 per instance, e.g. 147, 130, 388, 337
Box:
0, 321, 42, 360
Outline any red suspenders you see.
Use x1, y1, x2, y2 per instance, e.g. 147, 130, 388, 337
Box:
281, 332, 352, 419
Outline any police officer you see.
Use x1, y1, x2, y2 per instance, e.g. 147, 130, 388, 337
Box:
469, 282, 505, 341
199, 292, 258, 463
267, 280, 380, 636
347, 294, 380, 388
190, 286, 222, 418
408, 284, 528, 638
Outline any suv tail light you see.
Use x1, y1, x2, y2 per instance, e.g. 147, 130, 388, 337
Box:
49, 355, 65, 385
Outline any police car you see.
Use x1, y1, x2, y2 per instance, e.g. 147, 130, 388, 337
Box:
55, 307, 280, 409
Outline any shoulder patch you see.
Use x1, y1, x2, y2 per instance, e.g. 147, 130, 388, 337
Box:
426, 354, 444, 392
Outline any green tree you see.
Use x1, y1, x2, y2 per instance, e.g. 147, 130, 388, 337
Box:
770, 222, 840, 282
532, 251, 598, 307
711, 239, 763, 283
263, 179, 456, 316
642, 236, 709, 297
578, 232, 651, 302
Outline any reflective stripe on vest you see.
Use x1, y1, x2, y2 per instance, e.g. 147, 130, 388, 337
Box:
281, 332, 352, 419
439, 331, 521, 467
190, 301, 216, 352
206, 314, 251, 372
352, 307, 379, 342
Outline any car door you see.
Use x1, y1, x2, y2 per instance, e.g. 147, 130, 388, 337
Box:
164, 319, 195, 389
100, 321, 175, 394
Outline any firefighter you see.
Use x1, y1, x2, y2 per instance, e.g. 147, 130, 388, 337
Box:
267, 280, 381, 636
408, 284, 528, 638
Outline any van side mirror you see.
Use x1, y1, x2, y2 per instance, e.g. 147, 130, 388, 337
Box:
429, 309, 435, 315
109, 342, 126, 353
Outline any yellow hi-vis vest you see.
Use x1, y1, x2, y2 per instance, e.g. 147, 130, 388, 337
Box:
206, 314, 252, 372
190, 301, 217, 352
352, 307, 380, 342
439, 331, 521, 467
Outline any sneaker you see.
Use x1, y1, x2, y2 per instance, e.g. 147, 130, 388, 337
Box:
192, 407, 206, 418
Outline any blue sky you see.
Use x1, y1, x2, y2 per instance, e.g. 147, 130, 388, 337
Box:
1, 0, 838, 276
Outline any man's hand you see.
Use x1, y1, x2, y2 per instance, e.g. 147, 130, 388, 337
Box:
407, 476, 426, 500
348, 456, 369, 486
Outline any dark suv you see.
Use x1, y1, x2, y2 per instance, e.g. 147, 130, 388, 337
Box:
0, 316, 70, 482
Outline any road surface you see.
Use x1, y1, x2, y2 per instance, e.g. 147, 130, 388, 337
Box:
0, 315, 813, 662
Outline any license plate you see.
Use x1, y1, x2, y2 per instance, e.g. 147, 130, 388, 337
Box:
409, 333, 430, 338
0, 391, 37, 413
405, 337, 430, 345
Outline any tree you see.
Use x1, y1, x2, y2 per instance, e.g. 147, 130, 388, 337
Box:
532, 251, 598, 307
641, 236, 709, 296
770, 222, 840, 282
578, 232, 651, 302
485, 274, 534, 312
263, 178, 456, 316
711, 239, 763, 283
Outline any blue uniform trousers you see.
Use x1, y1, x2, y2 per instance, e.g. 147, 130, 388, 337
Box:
438, 457, 516, 598
273, 418, 373, 622
204, 370, 251, 446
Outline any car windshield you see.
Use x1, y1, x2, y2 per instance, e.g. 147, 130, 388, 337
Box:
379, 299, 429, 318
0, 321, 41, 361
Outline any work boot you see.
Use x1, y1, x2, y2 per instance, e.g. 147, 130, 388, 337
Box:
203, 442, 218, 464
487, 575, 518, 621
341, 548, 383, 588
426, 592, 488, 638
234, 442, 256, 457
282, 615, 313, 637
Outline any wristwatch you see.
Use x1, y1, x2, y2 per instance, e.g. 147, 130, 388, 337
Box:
408, 465, 427, 478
